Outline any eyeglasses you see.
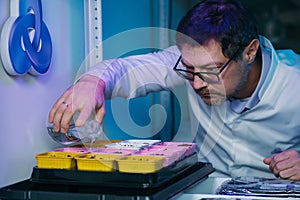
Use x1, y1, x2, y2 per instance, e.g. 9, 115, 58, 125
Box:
173, 48, 240, 83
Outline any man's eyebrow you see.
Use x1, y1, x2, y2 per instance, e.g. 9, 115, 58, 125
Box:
181, 59, 223, 69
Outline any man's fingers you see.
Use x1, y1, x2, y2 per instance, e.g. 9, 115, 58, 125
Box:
272, 158, 295, 177
51, 101, 71, 132
263, 157, 272, 165
75, 107, 94, 127
264, 150, 300, 179
48, 76, 106, 134
95, 102, 106, 124
48, 88, 72, 123
60, 104, 77, 133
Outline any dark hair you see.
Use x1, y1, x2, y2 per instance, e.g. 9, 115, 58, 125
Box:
176, 0, 259, 59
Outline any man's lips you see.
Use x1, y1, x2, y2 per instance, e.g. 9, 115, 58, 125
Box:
200, 92, 211, 97
198, 89, 211, 96
195, 89, 211, 98
198, 90, 223, 98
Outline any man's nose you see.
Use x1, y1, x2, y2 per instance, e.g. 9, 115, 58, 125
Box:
192, 75, 208, 89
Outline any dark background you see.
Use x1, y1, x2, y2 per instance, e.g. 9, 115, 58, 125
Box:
242, 0, 300, 54
185, 0, 300, 54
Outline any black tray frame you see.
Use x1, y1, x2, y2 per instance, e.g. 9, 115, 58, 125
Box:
0, 162, 214, 200
31, 153, 203, 188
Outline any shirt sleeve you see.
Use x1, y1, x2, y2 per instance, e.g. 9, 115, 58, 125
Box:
85, 45, 186, 99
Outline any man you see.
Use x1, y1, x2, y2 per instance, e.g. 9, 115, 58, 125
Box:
49, 0, 300, 180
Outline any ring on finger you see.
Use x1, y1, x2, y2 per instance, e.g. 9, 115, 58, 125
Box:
62, 101, 69, 107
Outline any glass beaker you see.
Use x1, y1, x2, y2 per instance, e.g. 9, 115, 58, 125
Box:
46, 119, 104, 146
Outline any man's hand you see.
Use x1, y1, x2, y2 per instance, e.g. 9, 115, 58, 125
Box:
263, 150, 300, 180
48, 75, 106, 133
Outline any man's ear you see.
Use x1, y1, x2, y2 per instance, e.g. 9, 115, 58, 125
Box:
244, 39, 260, 63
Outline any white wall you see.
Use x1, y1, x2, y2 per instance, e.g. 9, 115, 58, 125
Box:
0, 0, 195, 188
0, 0, 85, 187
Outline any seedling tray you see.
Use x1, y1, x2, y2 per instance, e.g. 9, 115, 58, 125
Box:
30, 153, 213, 189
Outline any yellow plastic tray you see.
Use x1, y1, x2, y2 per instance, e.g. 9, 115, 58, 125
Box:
75, 154, 123, 172
35, 152, 81, 169
117, 155, 165, 173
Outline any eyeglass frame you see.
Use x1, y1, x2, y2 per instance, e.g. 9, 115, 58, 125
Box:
173, 47, 240, 83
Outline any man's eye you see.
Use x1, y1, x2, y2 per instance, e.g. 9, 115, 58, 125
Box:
183, 65, 194, 71
206, 67, 219, 72
216, 64, 223, 69
186, 66, 194, 70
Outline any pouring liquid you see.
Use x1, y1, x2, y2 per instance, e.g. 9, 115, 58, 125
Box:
47, 120, 105, 147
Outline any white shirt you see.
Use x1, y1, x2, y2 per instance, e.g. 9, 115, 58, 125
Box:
86, 36, 300, 178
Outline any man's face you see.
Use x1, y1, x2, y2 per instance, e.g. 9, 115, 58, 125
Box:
180, 40, 249, 105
